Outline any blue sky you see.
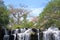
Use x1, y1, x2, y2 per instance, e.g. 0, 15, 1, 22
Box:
3, 0, 50, 16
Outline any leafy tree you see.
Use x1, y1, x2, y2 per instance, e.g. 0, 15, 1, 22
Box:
0, 0, 9, 28
39, 0, 60, 28
8, 5, 32, 29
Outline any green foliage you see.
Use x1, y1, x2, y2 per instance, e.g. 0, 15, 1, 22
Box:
11, 24, 23, 29
0, 0, 9, 28
22, 21, 34, 28
39, 0, 60, 28
8, 21, 34, 30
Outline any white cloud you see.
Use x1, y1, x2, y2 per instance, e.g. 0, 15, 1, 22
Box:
28, 8, 43, 17
27, 8, 43, 20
